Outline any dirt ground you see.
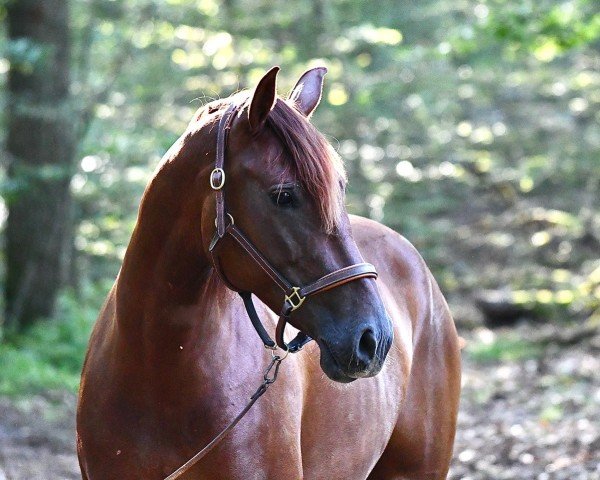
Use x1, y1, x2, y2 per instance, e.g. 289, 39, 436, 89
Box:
1, 327, 599, 480
448, 326, 600, 480
0, 391, 79, 480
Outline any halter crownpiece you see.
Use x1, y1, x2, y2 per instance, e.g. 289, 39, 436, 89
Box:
208, 103, 378, 352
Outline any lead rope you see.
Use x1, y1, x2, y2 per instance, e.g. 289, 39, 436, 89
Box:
163, 105, 290, 480
163, 352, 286, 480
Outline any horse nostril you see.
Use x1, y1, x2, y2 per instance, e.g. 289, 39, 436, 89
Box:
357, 328, 377, 364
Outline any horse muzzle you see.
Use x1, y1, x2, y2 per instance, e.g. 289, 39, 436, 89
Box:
318, 321, 393, 383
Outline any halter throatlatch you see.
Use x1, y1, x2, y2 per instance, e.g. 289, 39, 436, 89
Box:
208, 104, 378, 353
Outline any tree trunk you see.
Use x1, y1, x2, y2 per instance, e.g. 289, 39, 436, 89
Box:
5, 0, 74, 330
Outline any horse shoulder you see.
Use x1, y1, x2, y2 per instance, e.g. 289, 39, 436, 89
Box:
349, 214, 436, 333
349, 214, 430, 283
349, 214, 453, 329
350, 215, 461, 478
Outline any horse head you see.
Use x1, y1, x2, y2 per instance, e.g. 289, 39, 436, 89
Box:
198, 67, 393, 383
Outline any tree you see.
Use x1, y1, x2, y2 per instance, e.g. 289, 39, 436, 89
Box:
5, 0, 74, 330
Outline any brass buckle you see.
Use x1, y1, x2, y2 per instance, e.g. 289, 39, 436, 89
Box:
285, 287, 305, 312
210, 168, 225, 190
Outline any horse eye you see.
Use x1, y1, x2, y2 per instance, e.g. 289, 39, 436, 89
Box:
271, 190, 294, 207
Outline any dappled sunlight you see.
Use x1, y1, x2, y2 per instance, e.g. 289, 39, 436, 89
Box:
0, 0, 598, 477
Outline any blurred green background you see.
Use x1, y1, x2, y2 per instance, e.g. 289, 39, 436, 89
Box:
0, 0, 598, 399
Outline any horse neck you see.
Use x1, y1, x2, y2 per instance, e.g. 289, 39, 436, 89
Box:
115, 145, 216, 337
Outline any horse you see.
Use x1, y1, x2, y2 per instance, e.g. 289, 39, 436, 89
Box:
76, 66, 461, 480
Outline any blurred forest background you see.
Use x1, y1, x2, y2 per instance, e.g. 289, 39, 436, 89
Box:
0, 0, 598, 478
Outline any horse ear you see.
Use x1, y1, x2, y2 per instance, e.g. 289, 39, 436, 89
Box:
288, 67, 327, 118
248, 66, 279, 132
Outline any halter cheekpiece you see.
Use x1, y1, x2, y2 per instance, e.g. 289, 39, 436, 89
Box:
208, 103, 378, 353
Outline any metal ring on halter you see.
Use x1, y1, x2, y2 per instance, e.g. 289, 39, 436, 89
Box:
210, 168, 226, 190
271, 343, 290, 361
215, 213, 234, 228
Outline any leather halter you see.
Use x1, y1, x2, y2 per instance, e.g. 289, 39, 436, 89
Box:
208, 103, 378, 352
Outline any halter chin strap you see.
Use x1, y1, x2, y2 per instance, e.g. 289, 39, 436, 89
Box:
208, 104, 378, 353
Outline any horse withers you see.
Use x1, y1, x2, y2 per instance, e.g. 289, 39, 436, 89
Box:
77, 66, 461, 479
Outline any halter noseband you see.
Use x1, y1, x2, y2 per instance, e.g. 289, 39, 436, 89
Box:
208, 104, 378, 353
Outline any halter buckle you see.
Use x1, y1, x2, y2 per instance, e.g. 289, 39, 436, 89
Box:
284, 287, 305, 312
210, 168, 225, 190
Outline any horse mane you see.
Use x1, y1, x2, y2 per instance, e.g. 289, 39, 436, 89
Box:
205, 93, 346, 234
264, 99, 346, 234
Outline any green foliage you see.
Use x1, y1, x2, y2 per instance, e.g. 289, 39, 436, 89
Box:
0, 284, 105, 395
0, 0, 599, 395
484, 0, 600, 59
4, 38, 46, 74
58, 0, 600, 291
467, 332, 543, 363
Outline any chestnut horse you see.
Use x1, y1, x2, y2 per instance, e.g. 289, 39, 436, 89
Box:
77, 67, 461, 480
